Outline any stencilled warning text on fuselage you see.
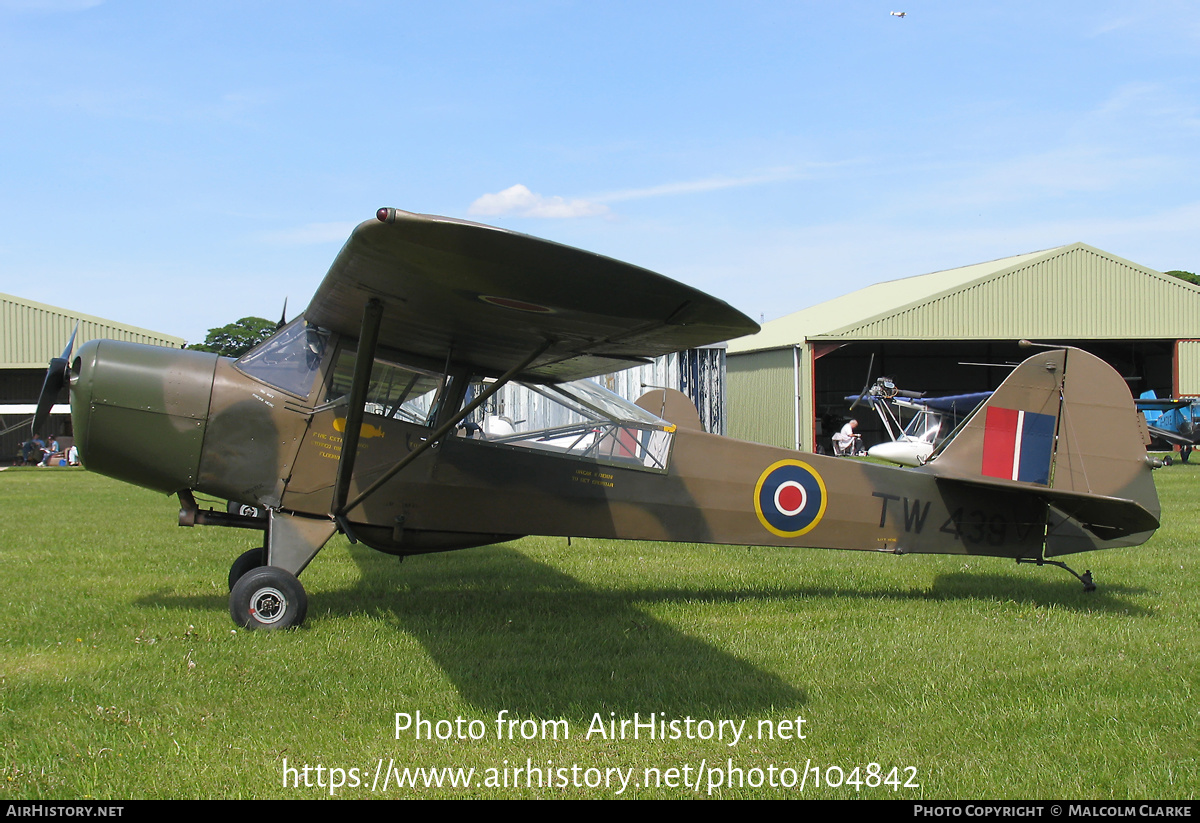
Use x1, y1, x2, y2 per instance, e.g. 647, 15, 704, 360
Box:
573, 468, 615, 489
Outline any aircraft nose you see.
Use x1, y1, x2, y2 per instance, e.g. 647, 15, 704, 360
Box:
71, 340, 219, 493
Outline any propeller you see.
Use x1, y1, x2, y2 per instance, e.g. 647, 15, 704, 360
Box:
850, 353, 876, 410
32, 324, 78, 436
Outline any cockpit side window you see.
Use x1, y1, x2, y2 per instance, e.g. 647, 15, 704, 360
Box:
325, 347, 445, 427
461, 377, 675, 472
234, 319, 330, 399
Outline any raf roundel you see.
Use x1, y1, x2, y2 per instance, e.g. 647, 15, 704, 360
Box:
753, 460, 828, 538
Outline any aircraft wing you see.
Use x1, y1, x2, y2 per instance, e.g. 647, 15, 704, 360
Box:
305, 208, 760, 382
1135, 398, 1191, 411
841, 391, 991, 410
1146, 425, 1198, 446
920, 392, 992, 412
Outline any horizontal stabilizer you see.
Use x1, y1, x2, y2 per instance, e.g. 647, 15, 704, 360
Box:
942, 474, 1159, 540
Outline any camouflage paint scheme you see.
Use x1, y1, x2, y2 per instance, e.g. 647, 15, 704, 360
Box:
52, 210, 1162, 628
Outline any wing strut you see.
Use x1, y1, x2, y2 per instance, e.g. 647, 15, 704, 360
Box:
334, 338, 554, 525
331, 298, 385, 520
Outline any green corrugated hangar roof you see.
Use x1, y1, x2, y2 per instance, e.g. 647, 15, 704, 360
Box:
1, 292, 184, 369
725, 243, 1200, 453
729, 242, 1200, 354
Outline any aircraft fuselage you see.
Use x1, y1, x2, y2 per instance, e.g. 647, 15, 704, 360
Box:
69, 332, 1050, 563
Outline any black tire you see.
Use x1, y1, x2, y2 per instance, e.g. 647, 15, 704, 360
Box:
229, 567, 308, 630
228, 547, 266, 591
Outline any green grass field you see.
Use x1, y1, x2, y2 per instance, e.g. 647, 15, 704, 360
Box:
1, 464, 1195, 799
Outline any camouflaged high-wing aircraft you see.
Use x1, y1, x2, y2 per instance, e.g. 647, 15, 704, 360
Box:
34, 208, 1162, 629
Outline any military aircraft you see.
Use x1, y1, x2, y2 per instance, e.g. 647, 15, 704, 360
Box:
34, 208, 1162, 628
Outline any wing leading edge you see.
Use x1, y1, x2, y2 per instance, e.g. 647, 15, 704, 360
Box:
305, 208, 760, 382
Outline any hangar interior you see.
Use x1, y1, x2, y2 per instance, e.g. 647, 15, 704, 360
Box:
812, 338, 1178, 454
726, 243, 1200, 455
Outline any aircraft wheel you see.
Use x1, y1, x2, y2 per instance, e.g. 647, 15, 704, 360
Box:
228, 547, 266, 591
230, 567, 308, 630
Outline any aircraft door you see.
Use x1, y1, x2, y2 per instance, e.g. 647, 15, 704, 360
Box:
280, 344, 452, 514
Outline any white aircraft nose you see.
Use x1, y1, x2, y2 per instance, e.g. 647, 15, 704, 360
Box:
867, 440, 933, 467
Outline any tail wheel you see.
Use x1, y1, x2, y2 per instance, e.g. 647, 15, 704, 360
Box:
230, 567, 308, 630
228, 546, 266, 590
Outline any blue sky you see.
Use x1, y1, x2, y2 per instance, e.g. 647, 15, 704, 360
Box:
2, 1, 1197, 344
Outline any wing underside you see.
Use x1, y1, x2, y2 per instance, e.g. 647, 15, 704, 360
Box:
305, 209, 759, 381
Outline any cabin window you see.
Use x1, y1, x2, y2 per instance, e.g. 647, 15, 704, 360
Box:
325, 348, 445, 427
463, 378, 675, 471
234, 320, 329, 398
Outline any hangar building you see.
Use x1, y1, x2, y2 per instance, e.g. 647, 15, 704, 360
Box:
1, 292, 184, 463
725, 243, 1200, 454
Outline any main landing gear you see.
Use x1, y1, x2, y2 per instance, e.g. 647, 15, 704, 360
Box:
229, 565, 309, 630
180, 494, 337, 629
228, 546, 265, 591
219, 510, 336, 630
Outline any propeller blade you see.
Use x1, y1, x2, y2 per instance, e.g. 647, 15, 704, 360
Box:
32, 324, 78, 436
277, 297, 289, 330
61, 324, 78, 363
850, 353, 875, 410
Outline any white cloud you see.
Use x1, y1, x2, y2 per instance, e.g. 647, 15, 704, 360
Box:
468, 168, 826, 220
468, 184, 609, 219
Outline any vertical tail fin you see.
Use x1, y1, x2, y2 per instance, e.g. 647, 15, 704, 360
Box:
929, 347, 1067, 483
928, 346, 1159, 554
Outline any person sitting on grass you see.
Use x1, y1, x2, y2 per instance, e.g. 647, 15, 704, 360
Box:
38, 435, 63, 467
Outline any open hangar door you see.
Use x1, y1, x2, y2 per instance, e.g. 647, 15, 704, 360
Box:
810, 339, 1177, 455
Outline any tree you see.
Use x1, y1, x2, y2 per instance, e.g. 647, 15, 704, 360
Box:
1165, 270, 1200, 287
188, 317, 277, 358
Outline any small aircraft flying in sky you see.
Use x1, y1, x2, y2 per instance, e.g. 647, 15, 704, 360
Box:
35, 209, 1162, 628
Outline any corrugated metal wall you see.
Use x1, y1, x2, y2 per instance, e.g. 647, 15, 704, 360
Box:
1, 293, 183, 368
727, 346, 797, 449
1179, 340, 1200, 396
489, 347, 731, 435
827, 247, 1200, 341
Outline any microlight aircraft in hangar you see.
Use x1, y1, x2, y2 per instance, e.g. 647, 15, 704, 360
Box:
845, 375, 992, 467
34, 208, 1162, 628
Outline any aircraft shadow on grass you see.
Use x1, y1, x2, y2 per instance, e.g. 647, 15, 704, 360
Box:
622, 573, 1151, 616
331, 546, 806, 715
136, 544, 1150, 716
137, 544, 805, 715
